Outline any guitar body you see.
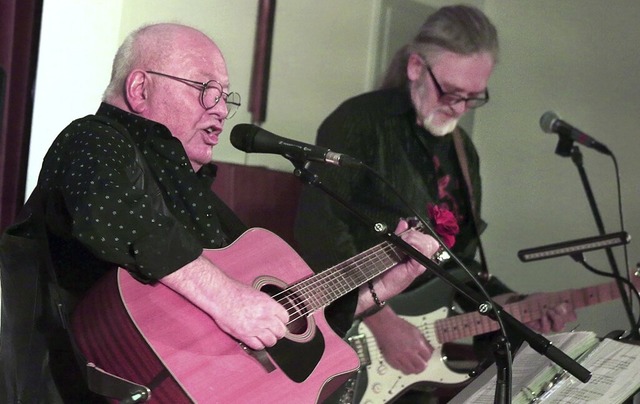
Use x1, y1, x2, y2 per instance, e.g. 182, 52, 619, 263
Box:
353, 309, 472, 404
332, 268, 635, 403
332, 272, 471, 404
71, 228, 360, 403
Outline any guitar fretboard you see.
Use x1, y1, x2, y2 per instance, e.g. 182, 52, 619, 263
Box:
435, 280, 623, 343
286, 241, 405, 314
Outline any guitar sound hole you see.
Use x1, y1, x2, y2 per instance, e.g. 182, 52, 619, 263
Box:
261, 284, 309, 336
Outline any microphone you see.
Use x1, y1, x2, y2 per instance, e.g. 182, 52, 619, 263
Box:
230, 124, 362, 167
539, 111, 611, 155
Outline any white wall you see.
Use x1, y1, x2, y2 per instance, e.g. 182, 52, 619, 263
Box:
28, 0, 124, 192
28, 0, 382, 187
478, 0, 640, 336
28, 0, 640, 338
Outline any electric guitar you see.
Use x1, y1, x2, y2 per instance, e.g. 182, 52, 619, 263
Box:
70, 227, 436, 403
336, 273, 640, 404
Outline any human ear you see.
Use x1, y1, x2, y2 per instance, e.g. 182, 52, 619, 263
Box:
125, 70, 148, 113
406, 53, 424, 82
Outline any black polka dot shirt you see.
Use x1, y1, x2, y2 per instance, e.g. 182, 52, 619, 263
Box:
38, 103, 229, 292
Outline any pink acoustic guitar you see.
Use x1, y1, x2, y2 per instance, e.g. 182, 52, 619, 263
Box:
71, 227, 430, 403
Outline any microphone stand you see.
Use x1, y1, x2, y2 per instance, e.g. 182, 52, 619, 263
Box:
292, 161, 591, 403
567, 145, 639, 340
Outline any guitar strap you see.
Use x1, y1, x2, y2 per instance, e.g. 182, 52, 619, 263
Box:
451, 128, 491, 281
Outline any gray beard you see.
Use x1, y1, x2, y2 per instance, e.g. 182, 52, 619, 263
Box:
423, 114, 458, 137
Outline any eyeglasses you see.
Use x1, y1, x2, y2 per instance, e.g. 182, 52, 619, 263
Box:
425, 65, 489, 109
146, 71, 241, 118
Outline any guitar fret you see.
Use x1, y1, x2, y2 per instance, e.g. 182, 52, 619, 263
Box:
291, 240, 408, 313
354, 273, 638, 404
434, 279, 629, 344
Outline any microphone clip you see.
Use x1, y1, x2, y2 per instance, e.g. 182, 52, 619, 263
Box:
554, 134, 574, 157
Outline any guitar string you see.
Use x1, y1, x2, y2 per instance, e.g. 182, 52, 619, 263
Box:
275, 243, 402, 324
269, 223, 454, 325
365, 282, 617, 365
269, 238, 402, 313
268, 225, 423, 320
269, 242, 405, 325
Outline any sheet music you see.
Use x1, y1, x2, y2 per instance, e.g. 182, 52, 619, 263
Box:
452, 332, 640, 404
536, 337, 640, 403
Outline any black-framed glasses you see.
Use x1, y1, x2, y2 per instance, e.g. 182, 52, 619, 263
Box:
146, 71, 241, 118
425, 66, 489, 109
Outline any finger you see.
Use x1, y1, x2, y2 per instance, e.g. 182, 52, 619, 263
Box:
525, 319, 538, 331
259, 332, 278, 348
244, 337, 265, 351
558, 303, 577, 322
394, 219, 409, 234
409, 357, 427, 374
275, 305, 291, 324
417, 348, 431, 362
541, 313, 552, 333
398, 364, 413, 375
549, 304, 576, 332
416, 341, 433, 362
396, 359, 416, 375
271, 321, 288, 339
547, 311, 562, 332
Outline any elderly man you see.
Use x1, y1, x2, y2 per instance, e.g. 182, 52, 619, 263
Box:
2, 23, 439, 402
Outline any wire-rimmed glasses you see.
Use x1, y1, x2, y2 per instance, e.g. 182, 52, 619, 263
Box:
146, 70, 241, 118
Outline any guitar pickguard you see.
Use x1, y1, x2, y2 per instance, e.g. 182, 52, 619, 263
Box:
357, 308, 472, 404
256, 276, 325, 383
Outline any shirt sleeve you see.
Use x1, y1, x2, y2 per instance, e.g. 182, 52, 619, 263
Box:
48, 121, 201, 280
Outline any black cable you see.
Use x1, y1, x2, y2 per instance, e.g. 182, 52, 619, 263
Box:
571, 253, 640, 331
357, 161, 513, 376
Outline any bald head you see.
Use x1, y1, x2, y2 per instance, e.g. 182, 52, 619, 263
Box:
100, 23, 232, 171
103, 23, 223, 104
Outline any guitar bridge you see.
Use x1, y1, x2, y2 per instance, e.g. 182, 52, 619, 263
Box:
240, 343, 276, 373
347, 334, 371, 367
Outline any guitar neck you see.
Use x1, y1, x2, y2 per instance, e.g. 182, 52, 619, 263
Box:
290, 239, 405, 313
435, 280, 623, 343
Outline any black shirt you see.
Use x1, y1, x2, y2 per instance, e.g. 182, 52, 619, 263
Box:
38, 103, 231, 294
295, 88, 483, 272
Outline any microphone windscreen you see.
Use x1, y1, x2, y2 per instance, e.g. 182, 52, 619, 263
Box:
539, 111, 559, 133
230, 124, 259, 152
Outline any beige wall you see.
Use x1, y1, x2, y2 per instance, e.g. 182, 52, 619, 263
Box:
478, 0, 640, 336
29, 0, 640, 337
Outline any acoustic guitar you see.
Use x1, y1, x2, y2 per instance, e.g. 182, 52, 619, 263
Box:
71, 226, 439, 403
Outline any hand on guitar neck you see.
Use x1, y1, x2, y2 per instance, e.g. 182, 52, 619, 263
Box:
491, 291, 577, 334
341, 269, 640, 404
363, 285, 578, 376
355, 219, 441, 315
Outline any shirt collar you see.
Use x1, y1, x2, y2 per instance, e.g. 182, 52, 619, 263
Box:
96, 103, 218, 181
386, 88, 415, 117
96, 103, 173, 143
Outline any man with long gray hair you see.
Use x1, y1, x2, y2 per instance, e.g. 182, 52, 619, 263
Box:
295, 5, 576, 402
